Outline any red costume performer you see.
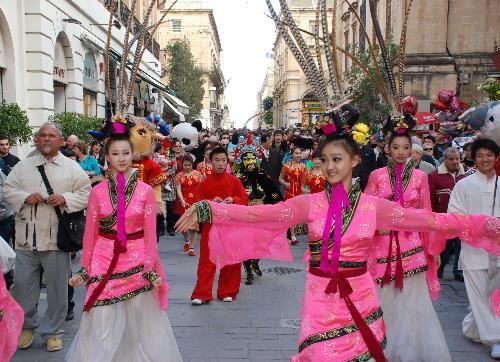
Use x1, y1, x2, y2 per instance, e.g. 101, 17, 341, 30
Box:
281, 162, 307, 200
191, 172, 249, 301
306, 171, 326, 194
174, 170, 202, 215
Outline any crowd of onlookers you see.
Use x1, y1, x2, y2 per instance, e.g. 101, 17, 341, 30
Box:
0, 121, 493, 352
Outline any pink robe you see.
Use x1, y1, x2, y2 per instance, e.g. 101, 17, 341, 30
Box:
80, 177, 168, 310
365, 165, 441, 299
195, 188, 500, 361
0, 270, 23, 362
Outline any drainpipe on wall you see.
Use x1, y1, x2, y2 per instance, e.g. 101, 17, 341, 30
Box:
445, 0, 462, 96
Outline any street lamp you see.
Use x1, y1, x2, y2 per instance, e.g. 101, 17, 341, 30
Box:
90, 19, 122, 30
62, 18, 82, 25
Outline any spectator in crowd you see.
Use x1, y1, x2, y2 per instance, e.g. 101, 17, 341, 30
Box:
423, 141, 440, 167
423, 134, 443, 161
220, 132, 230, 148
60, 134, 78, 157
0, 135, 20, 175
272, 130, 288, 157
353, 140, 377, 191
0, 169, 15, 289
260, 133, 282, 189
376, 143, 390, 169
90, 140, 106, 169
462, 142, 475, 171
172, 139, 185, 174
411, 143, 436, 174
4, 122, 91, 352
73, 140, 102, 177
428, 147, 466, 281
373, 135, 385, 160
448, 139, 500, 359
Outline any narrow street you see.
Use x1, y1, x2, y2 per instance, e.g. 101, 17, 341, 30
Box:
13, 234, 491, 362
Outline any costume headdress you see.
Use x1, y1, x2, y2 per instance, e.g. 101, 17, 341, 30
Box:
234, 132, 262, 165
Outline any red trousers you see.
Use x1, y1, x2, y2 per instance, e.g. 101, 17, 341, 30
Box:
191, 229, 241, 301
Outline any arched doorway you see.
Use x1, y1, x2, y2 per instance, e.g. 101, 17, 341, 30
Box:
53, 34, 69, 114
0, 9, 15, 102
300, 90, 324, 127
83, 51, 98, 116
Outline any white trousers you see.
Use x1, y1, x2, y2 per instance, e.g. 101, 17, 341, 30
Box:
462, 269, 500, 344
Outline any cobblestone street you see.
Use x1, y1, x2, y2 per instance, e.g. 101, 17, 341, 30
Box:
12, 234, 492, 362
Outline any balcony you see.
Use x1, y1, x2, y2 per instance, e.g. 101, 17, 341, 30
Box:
103, 0, 160, 60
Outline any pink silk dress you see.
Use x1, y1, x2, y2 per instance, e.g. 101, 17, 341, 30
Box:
194, 183, 500, 361
365, 161, 440, 298
80, 173, 168, 310
0, 270, 23, 362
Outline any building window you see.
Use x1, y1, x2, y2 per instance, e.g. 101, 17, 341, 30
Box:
83, 90, 97, 117
172, 19, 181, 33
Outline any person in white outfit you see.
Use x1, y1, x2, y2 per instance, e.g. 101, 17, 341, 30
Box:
448, 138, 500, 359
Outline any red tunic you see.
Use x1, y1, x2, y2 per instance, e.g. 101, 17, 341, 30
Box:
306, 171, 326, 194
280, 162, 307, 200
175, 170, 202, 214
132, 157, 167, 187
191, 172, 249, 301
196, 161, 213, 179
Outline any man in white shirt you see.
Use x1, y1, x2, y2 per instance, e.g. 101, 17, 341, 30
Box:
4, 123, 90, 353
448, 139, 500, 358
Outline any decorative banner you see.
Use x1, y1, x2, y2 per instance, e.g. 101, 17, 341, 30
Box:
83, 52, 98, 92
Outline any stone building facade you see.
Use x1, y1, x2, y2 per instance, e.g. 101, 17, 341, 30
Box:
272, 0, 499, 128
0, 0, 164, 156
255, 66, 275, 129
158, 0, 225, 129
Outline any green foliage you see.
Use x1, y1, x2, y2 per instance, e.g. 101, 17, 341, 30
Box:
477, 77, 500, 101
344, 44, 399, 130
263, 96, 273, 125
48, 112, 102, 143
0, 101, 32, 145
166, 39, 205, 122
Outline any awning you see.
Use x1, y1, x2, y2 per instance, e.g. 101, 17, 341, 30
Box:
164, 92, 190, 115
163, 98, 185, 123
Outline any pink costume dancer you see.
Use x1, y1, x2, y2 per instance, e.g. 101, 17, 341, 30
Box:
192, 184, 500, 361
65, 172, 182, 361
365, 159, 450, 361
0, 266, 23, 362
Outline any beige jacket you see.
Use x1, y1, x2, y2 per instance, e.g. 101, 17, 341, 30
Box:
4, 153, 91, 251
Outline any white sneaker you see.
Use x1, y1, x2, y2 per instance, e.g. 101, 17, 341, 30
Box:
222, 296, 233, 302
491, 343, 500, 359
191, 299, 208, 306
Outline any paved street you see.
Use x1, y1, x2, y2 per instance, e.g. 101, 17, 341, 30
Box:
12, 234, 492, 362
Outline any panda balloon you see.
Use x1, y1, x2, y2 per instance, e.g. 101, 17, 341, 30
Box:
170, 120, 203, 152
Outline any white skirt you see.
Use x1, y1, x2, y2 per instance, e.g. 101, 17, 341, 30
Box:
377, 273, 451, 362
66, 291, 182, 362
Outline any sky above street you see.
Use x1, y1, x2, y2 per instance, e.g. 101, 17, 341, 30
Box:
210, 0, 279, 128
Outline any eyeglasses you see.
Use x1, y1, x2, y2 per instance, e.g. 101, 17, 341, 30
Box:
423, 148, 433, 151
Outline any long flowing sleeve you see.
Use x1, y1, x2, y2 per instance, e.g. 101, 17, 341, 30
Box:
81, 188, 100, 271
196, 195, 311, 269
143, 187, 169, 310
375, 197, 500, 256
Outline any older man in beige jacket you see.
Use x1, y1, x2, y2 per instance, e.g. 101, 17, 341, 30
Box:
4, 122, 90, 352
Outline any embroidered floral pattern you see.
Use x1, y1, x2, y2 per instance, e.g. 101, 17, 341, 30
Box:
100, 173, 138, 229
142, 270, 161, 284
298, 308, 384, 352
375, 265, 428, 284
75, 268, 89, 282
92, 284, 153, 307
87, 265, 144, 284
387, 159, 414, 201
376, 246, 424, 264
195, 201, 213, 223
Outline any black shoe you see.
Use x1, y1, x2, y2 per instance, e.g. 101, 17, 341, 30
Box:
65, 310, 74, 321
245, 277, 254, 285
168, 231, 175, 236
252, 261, 262, 277
454, 274, 464, 282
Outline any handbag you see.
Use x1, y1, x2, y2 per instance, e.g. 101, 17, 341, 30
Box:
0, 235, 15, 274
37, 165, 85, 252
